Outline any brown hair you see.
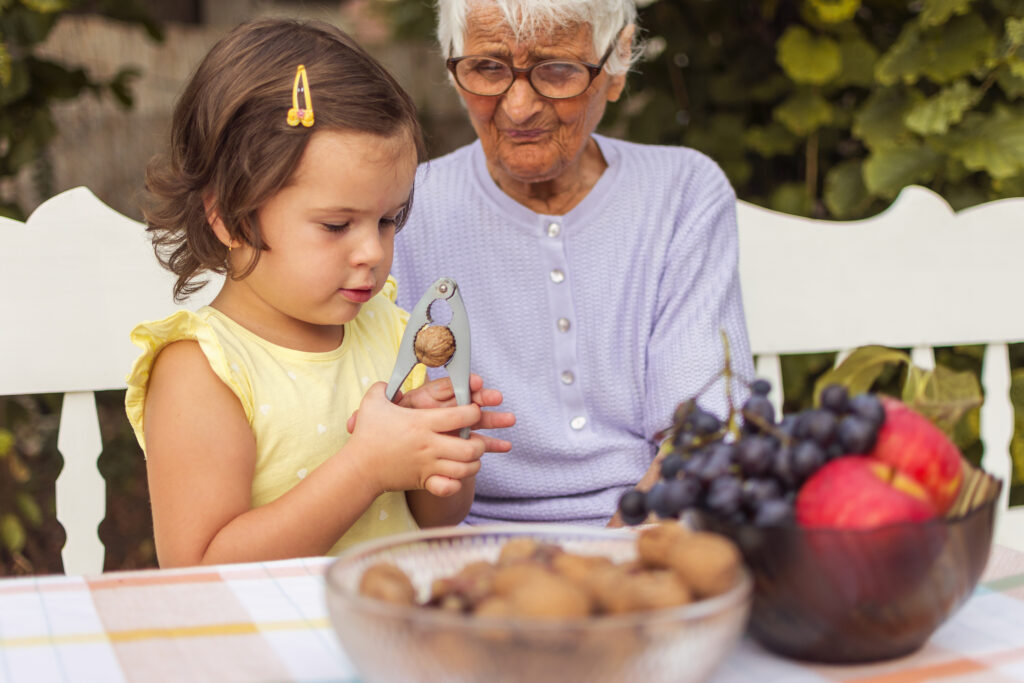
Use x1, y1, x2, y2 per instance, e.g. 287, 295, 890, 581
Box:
144, 18, 426, 301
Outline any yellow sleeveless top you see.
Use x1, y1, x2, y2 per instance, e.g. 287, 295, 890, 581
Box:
125, 277, 425, 555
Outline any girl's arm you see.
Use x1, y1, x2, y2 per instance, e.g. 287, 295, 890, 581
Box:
144, 341, 487, 567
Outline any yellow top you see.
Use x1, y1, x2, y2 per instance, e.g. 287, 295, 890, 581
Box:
125, 277, 425, 555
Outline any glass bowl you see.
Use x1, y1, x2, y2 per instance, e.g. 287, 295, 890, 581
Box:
325, 524, 751, 683
693, 467, 1002, 664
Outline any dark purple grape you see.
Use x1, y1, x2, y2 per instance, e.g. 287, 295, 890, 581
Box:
777, 414, 799, 439
618, 489, 647, 526
826, 442, 844, 460
645, 482, 675, 519
792, 440, 826, 479
689, 409, 722, 436
750, 378, 772, 396
698, 444, 736, 483
740, 477, 782, 512
660, 452, 685, 479
819, 383, 850, 414
849, 393, 885, 428
663, 477, 703, 515
737, 434, 775, 477
754, 498, 793, 526
742, 395, 776, 432
802, 409, 838, 447
837, 414, 878, 454
772, 444, 799, 489
705, 475, 743, 517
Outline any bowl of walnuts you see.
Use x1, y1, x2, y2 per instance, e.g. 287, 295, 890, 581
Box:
324, 523, 751, 683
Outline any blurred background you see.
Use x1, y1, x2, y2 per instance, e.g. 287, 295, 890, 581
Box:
1, 0, 1021, 574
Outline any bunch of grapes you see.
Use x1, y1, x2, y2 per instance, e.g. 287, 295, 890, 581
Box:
618, 380, 887, 527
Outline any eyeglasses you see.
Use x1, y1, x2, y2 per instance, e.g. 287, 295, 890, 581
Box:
446, 27, 623, 100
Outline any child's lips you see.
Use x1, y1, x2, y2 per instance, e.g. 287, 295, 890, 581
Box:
340, 288, 372, 303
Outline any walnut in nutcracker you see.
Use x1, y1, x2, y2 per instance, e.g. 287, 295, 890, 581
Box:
413, 324, 456, 367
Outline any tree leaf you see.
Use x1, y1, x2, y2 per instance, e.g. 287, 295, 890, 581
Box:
814, 346, 911, 402
774, 90, 835, 135
876, 14, 994, 85
14, 492, 42, 528
902, 364, 983, 436
919, 0, 975, 27
744, 121, 800, 157
997, 67, 1024, 99
19, 0, 69, 12
904, 79, 979, 135
808, 0, 861, 24
863, 142, 943, 197
834, 35, 879, 88
777, 26, 842, 85
823, 159, 869, 218
944, 106, 1024, 178
1006, 16, 1024, 46
768, 181, 812, 216
0, 513, 26, 553
0, 428, 12, 457
853, 87, 920, 150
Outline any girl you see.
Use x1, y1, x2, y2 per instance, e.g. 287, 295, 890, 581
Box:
126, 18, 514, 568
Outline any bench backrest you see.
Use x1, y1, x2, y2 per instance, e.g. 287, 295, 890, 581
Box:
0, 187, 216, 574
738, 185, 1024, 550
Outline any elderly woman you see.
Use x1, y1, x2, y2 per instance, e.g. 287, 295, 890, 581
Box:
392, 0, 754, 526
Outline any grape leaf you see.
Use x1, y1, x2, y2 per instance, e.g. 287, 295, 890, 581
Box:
774, 90, 835, 135
777, 26, 842, 85
813, 346, 911, 402
863, 142, 943, 198
920, 0, 975, 27
902, 364, 983, 436
904, 79, 979, 135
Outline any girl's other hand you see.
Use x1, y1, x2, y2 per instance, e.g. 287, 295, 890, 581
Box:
346, 382, 490, 496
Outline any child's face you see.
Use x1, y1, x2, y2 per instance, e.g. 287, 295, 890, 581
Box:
230, 128, 417, 343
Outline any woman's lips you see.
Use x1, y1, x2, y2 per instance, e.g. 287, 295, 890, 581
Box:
503, 128, 546, 140
340, 288, 372, 303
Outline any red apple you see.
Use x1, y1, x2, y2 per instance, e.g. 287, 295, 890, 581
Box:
870, 397, 963, 514
796, 456, 938, 529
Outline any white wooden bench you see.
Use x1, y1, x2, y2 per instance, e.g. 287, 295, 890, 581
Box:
0, 187, 215, 575
1, 185, 1021, 573
738, 185, 1024, 550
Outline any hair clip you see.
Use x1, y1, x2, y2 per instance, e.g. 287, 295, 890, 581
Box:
287, 64, 314, 128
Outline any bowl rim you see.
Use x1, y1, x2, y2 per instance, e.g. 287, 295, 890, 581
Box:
325, 523, 752, 632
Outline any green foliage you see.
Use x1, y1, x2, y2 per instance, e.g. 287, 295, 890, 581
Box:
0, 0, 161, 220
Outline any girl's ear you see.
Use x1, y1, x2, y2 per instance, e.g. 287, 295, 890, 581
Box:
605, 23, 635, 104
203, 193, 233, 248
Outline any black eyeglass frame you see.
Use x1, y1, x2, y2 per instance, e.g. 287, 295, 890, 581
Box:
445, 26, 625, 100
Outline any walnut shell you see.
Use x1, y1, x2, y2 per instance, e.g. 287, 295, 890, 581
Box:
414, 325, 455, 367
667, 531, 742, 598
358, 562, 416, 605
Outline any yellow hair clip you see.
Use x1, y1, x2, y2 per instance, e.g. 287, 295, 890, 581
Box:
287, 65, 314, 128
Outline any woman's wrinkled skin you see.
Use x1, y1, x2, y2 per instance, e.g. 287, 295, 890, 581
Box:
455, 5, 633, 215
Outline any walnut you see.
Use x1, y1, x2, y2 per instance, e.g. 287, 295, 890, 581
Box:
358, 562, 416, 605
414, 325, 455, 367
636, 521, 691, 569
667, 531, 742, 598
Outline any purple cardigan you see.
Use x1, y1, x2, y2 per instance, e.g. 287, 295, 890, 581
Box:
392, 134, 754, 525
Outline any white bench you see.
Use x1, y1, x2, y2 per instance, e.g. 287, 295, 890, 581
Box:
1, 185, 1021, 573
0, 187, 215, 575
738, 185, 1024, 550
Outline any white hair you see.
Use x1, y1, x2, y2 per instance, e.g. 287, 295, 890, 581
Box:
436, 0, 640, 75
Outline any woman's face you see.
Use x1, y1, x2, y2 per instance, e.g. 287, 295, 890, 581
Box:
454, 6, 627, 186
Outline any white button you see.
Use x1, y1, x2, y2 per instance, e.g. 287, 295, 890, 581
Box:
546, 222, 561, 237
570, 416, 587, 430
550, 269, 565, 283
561, 371, 574, 385
557, 317, 571, 332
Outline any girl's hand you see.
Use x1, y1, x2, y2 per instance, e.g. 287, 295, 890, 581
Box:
346, 382, 490, 496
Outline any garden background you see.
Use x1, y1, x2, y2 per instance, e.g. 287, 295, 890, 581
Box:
1, 0, 1022, 574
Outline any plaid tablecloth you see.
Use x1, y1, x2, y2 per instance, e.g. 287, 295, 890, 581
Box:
1, 545, 1022, 682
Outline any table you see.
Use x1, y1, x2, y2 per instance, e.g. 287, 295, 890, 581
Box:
1, 545, 1023, 683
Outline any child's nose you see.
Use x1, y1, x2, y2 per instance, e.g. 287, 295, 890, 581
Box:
350, 224, 385, 265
